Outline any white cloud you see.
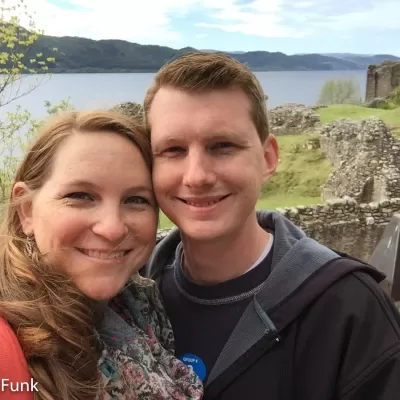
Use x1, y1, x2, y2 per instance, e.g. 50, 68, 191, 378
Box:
197, 0, 400, 38
280, 0, 400, 33
196, 0, 307, 38
292, 2, 313, 8
17, 0, 200, 44
321, 1, 400, 31
21, 0, 304, 42
9, 0, 400, 45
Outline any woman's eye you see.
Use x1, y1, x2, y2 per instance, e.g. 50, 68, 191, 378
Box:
65, 192, 92, 201
126, 196, 150, 205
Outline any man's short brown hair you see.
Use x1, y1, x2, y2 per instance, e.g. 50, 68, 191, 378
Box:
144, 52, 270, 143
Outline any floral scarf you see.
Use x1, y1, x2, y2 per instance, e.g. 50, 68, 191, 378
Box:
96, 274, 203, 400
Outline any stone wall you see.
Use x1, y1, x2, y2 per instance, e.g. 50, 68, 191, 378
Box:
158, 197, 400, 263
366, 60, 400, 101
276, 197, 400, 261
268, 103, 320, 135
318, 118, 400, 202
111, 101, 144, 121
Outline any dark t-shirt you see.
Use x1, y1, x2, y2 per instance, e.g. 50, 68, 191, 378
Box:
160, 248, 273, 383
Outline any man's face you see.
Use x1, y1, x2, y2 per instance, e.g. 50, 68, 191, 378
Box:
149, 86, 278, 242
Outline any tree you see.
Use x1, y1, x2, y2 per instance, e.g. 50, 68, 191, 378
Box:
386, 86, 400, 107
0, 0, 58, 204
0, 100, 73, 204
317, 79, 361, 105
0, 0, 56, 105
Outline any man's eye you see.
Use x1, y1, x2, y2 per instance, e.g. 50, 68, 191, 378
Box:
164, 146, 185, 154
214, 142, 234, 149
65, 192, 92, 201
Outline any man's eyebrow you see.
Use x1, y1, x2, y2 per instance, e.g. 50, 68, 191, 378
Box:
153, 137, 181, 148
153, 131, 248, 148
208, 131, 247, 142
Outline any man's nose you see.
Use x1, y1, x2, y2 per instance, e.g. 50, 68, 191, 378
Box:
183, 150, 216, 188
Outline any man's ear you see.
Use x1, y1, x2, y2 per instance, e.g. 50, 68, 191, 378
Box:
12, 182, 34, 236
261, 134, 279, 184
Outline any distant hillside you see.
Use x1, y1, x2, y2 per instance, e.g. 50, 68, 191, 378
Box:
319, 53, 400, 69
27, 34, 400, 73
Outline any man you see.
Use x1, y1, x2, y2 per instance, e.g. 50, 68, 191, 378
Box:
142, 52, 400, 399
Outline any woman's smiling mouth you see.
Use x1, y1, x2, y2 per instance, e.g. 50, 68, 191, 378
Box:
76, 248, 131, 261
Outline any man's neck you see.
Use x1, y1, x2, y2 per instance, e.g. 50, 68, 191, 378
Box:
180, 213, 270, 285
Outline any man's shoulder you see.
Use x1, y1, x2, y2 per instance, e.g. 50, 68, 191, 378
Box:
300, 259, 400, 357
284, 258, 400, 400
317, 263, 398, 318
310, 261, 400, 396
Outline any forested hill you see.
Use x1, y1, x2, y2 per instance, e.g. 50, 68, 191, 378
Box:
29, 34, 400, 73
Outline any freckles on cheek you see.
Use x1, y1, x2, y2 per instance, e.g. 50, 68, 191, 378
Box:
49, 214, 89, 249
144, 214, 158, 237
130, 213, 157, 238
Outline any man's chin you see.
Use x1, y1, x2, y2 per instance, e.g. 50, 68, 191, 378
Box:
179, 220, 227, 242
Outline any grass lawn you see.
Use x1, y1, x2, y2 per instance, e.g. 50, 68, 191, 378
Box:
317, 105, 400, 136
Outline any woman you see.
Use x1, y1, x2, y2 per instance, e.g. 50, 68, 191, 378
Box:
0, 110, 203, 399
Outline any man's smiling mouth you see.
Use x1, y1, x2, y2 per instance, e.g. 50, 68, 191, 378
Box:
178, 194, 231, 207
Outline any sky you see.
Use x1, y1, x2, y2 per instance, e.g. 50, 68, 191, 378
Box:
17, 0, 400, 55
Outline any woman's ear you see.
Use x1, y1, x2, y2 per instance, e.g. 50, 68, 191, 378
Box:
12, 182, 34, 236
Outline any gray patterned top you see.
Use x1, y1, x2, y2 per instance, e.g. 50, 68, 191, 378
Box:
96, 274, 204, 399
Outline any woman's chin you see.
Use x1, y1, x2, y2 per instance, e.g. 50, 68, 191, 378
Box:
76, 280, 125, 301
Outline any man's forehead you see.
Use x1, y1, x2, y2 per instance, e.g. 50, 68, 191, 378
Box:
148, 86, 255, 143
150, 85, 250, 109
150, 86, 187, 107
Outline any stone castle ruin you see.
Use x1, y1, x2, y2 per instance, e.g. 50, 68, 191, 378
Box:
366, 60, 400, 102
319, 118, 400, 202
268, 103, 320, 136
112, 101, 144, 121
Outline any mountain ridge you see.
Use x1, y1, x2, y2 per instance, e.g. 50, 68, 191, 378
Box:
29, 34, 400, 73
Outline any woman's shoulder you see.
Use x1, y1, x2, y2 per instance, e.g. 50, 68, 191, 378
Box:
0, 317, 34, 399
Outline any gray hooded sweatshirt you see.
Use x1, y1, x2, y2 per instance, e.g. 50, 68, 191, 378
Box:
143, 211, 400, 400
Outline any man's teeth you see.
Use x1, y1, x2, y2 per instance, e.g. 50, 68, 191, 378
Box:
186, 198, 222, 207
80, 249, 126, 259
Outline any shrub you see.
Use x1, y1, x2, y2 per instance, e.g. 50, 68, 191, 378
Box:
317, 79, 361, 105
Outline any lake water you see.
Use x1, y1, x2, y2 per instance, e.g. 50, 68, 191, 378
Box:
1, 70, 367, 119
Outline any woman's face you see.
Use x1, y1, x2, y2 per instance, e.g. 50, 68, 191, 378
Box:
15, 131, 157, 300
